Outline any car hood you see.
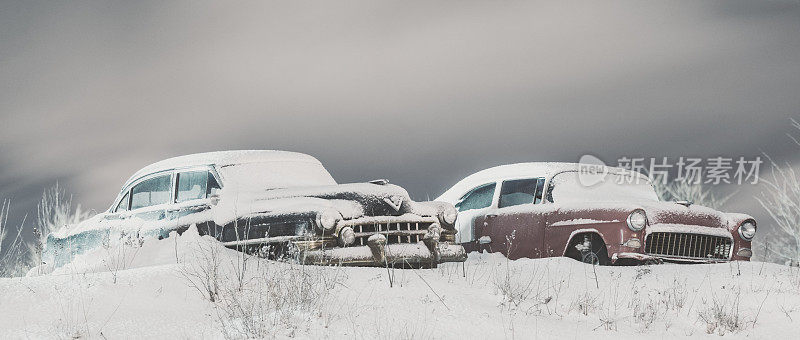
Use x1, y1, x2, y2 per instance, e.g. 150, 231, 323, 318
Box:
636, 201, 733, 229
555, 201, 744, 230
213, 182, 441, 224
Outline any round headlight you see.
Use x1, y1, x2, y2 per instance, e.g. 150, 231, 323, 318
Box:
627, 209, 647, 231
316, 209, 341, 231
739, 221, 756, 241
338, 227, 355, 247
440, 205, 458, 225
425, 223, 442, 241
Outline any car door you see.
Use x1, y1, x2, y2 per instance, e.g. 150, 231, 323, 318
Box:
454, 183, 497, 251
476, 178, 548, 259
102, 189, 134, 243
169, 169, 222, 237
127, 172, 174, 240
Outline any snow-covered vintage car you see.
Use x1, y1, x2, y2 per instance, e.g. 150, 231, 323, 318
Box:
45, 151, 465, 267
436, 163, 756, 265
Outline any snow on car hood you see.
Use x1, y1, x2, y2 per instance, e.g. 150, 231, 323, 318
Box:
212, 182, 440, 226
554, 201, 748, 230
637, 202, 732, 229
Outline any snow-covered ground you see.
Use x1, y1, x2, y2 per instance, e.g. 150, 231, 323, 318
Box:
1, 228, 799, 339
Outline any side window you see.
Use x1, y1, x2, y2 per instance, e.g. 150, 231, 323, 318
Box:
115, 191, 130, 212
498, 178, 545, 208
177, 171, 209, 203
456, 183, 496, 212
131, 174, 172, 210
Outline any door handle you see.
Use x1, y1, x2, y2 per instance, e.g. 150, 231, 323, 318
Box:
166, 208, 180, 213
486, 214, 498, 218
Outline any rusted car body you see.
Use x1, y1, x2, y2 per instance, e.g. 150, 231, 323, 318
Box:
437, 163, 755, 264
45, 151, 465, 267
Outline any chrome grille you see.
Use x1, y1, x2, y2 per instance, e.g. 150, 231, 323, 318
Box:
645, 232, 732, 260
352, 222, 431, 245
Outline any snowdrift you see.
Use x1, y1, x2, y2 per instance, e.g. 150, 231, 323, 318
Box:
2, 227, 799, 339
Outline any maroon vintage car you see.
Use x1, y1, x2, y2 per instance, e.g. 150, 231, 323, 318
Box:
436, 163, 756, 265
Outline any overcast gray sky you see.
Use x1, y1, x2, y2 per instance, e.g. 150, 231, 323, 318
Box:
1, 1, 799, 241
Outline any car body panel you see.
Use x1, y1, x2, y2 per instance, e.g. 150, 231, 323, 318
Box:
438, 162, 755, 264
44, 151, 465, 268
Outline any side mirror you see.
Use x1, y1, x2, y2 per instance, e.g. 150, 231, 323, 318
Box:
209, 194, 220, 206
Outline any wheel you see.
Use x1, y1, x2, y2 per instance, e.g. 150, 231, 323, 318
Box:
567, 233, 610, 265
581, 251, 600, 265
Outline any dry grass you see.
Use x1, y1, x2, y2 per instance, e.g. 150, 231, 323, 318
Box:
650, 175, 733, 210
698, 288, 745, 335
30, 184, 89, 273
101, 230, 143, 284
178, 235, 222, 302
755, 118, 800, 265
0, 199, 30, 277
176, 235, 347, 339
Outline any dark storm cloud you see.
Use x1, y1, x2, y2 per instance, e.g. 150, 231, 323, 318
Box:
1, 1, 799, 238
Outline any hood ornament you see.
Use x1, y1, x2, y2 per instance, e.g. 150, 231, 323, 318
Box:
384, 195, 403, 212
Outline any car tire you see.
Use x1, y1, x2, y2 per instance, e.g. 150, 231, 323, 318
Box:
567, 233, 610, 265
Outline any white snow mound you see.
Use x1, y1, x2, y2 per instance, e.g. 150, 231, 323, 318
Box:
3, 234, 800, 339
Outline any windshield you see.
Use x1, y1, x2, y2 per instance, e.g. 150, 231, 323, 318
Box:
217, 161, 336, 190
548, 171, 659, 203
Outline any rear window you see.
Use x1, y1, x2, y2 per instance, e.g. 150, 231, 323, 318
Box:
498, 178, 545, 208
176, 171, 209, 203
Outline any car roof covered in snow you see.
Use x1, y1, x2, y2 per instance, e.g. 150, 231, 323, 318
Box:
125, 150, 322, 186
435, 162, 645, 203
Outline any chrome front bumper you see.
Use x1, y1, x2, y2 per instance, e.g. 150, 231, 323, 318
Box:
302, 241, 467, 266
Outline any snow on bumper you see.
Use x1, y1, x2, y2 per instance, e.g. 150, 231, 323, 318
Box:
302, 241, 467, 266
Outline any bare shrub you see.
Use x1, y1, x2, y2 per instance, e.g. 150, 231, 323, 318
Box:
493, 266, 536, 309
178, 235, 222, 302
176, 229, 346, 338
570, 291, 598, 316
478, 255, 568, 317
493, 231, 538, 309
53, 273, 94, 338
0, 199, 31, 277
753, 118, 800, 264
215, 260, 346, 339
757, 159, 800, 264
596, 272, 622, 331
698, 289, 745, 335
626, 273, 688, 332
366, 313, 434, 340
101, 230, 143, 284
629, 296, 659, 331
30, 184, 89, 271
650, 175, 733, 210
